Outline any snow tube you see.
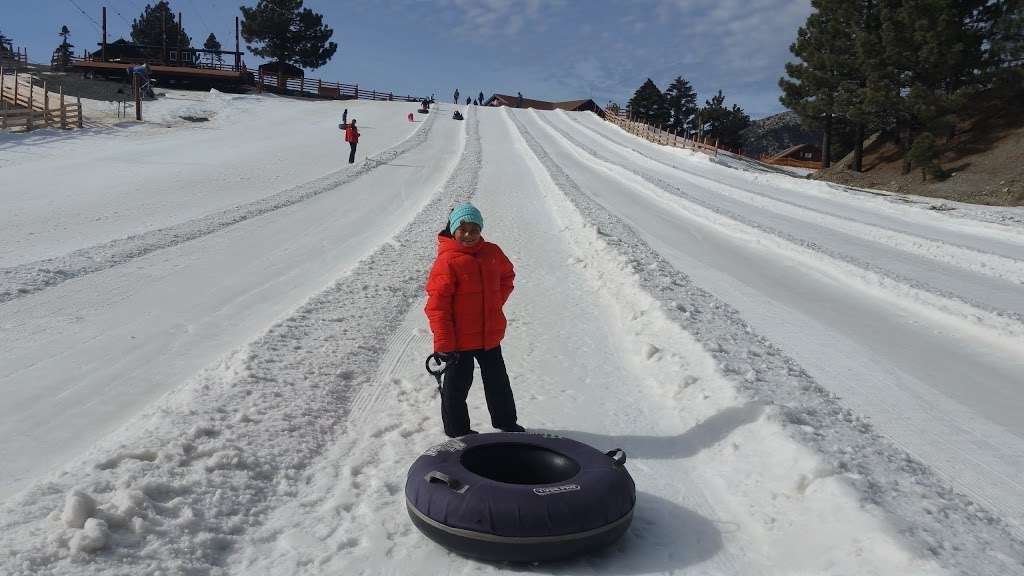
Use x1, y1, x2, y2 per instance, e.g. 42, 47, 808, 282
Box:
405, 432, 635, 563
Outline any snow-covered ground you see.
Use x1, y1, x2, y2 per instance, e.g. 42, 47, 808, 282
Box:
1, 91, 1022, 575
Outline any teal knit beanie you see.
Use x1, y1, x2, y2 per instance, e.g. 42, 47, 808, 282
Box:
448, 202, 484, 233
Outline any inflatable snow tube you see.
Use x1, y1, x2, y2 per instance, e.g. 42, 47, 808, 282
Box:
405, 432, 635, 563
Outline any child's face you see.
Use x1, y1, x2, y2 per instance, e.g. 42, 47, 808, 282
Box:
453, 222, 482, 247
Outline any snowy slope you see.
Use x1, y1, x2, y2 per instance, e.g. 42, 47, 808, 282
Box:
0, 97, 1022, 575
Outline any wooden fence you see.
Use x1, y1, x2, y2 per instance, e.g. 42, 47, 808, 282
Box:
255, 71, 422, 102
0, 67, 83, 131
603, 109, 719, 157
758, 155, 823, 170
0, 46, 28, 68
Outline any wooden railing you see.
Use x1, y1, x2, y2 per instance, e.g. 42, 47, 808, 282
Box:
759, 155, 823, 170
0, 67, 84, 131
254, 71, 422, 102
73, 55, 245, 73
0, 45, 28, 68
603, 109, 719, 157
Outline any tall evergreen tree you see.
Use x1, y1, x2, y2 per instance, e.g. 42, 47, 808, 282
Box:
240, 0, 338, 71
663, 76, 698, 135
54, 25, 75, 70
626, 78, 669, 126
780, 0, 862, 167
132, 1, 192, 49
698, 90, 751, 149
204, 33, 223, 64
880, 0, 989, 172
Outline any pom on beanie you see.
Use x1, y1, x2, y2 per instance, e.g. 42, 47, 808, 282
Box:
448, 202, 484, 233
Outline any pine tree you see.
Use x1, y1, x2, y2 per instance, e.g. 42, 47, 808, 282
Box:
240, 0, 338, 71
780, 0, 863, 168
907, 131, 943, 180
698, 90, 751, 149
204, 33, 223, 64
988, 0, 1023, 76
626, 78, 669, 126
54, 25, 75, 70
880, 0, 989, 172
132, 1, 192, 49
663, 76, 697, 136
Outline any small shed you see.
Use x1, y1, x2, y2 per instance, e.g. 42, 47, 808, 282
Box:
770, 143, 822, 163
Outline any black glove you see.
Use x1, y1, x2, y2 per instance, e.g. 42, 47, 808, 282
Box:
437, 351, 461, 366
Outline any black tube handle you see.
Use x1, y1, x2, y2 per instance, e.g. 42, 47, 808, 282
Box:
425, 470, 466, 492
606, 449, 627, 467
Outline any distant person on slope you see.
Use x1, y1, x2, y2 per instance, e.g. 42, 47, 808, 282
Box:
344, 118, 360, 164
453, 88, 460, 104
425, 202, 524, 438
478, 91, 484, 105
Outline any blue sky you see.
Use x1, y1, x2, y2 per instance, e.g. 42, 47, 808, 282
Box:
4, 0, 813, 118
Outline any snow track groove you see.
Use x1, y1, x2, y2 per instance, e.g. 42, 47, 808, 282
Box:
530, 111, 1024, 347
0, 106, 477, 575
558, 112, 1024, 290
0, 110, 440, 304
508, 109, 1024, 576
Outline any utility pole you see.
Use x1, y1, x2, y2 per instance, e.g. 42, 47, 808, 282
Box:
101, 7, 107, 61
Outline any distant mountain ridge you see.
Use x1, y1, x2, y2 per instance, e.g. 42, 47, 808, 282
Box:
741, 111, 820, 158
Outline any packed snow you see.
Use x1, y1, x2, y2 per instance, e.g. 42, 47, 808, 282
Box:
1, 90, 1022, 575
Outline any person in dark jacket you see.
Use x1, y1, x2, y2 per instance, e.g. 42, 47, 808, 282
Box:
517, 92, 523, 108
478, 91, 484, 105
453, 88, 460, 104
344, 118, 360, 164
425, 203, 524, 437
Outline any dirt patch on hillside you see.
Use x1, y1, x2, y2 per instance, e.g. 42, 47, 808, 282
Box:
816, 90, 1024, 207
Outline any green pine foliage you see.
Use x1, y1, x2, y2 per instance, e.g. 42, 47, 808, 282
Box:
907, 131, 944, 180
664, 76, 698, 135
240, 0, 338, 71
698, 90, 751, 149
627, 79, 670, 127
781, 0, 1007, 172
55, 25, 75, 69
132, 1, 192, 48
204, 33, 223, 64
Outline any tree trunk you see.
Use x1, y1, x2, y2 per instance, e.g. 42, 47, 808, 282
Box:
822, 113, 832, 169
902, 125, 913, 175
852, 122, 865, 172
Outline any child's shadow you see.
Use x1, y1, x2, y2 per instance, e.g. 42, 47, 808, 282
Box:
538, 401, 766, 460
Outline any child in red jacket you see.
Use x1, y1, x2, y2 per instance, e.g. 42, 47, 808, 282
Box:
425, 202, 525, 437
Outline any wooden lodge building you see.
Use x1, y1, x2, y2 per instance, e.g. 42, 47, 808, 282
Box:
760, 143, 823, 170
71, 7, 249, 90
484, 94, 604, 117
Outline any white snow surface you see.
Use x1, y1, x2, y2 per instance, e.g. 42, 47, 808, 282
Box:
0, 93, 1022, 576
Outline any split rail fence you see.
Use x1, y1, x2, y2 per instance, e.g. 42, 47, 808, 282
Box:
0, 67, 83, 131
255, 71, 422, 102
603, 109, 719, 157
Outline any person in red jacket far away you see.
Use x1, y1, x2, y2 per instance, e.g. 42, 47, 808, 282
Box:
425, 202, 525, 437
344, 118, 360, 164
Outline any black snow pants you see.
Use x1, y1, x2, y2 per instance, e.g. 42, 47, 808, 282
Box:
441, 346, 518, 437
348, 142, 358, 164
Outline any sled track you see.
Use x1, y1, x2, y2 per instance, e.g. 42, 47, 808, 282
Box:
0, 110, 440, 305
0, 109, 481, 575
531, 111, 1024, 337
560, 111, 1024, 288
508, 110, 1024, 576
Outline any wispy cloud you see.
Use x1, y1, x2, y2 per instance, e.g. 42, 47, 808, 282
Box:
434, 0, 565, 39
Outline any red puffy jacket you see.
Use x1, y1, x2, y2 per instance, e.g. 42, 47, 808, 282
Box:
425, 234, 515, 352
344, 124, 359, 143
